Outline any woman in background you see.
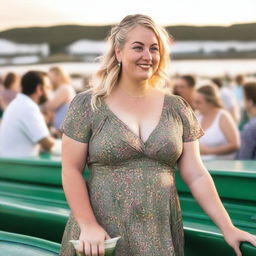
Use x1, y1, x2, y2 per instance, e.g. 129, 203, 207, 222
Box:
0, 72, 20, 111
43, 66, 76, 130
194, 84, 240, 160
211, 77, 239, 123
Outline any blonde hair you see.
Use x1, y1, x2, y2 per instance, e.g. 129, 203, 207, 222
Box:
197, 84, 223, 108
49, 66, 71, 84
88, 14, 171, 110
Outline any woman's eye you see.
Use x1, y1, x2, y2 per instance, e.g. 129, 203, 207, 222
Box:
150, 47, 159, 52
133, 46, 143, 51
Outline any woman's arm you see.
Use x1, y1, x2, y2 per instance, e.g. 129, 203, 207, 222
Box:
228, 105, 240, 124
200, 111, 240, 155
62, 134, 110, 256
44, 87, 69, 111
178, 140, 256, 256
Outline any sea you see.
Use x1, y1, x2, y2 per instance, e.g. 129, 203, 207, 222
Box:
1, 59, 256, 77
1, 59, 256, 91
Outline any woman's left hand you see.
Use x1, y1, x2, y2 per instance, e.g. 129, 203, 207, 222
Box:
222, 225, 256, 256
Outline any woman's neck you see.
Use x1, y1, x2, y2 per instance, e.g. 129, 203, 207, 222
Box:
117, 79, 151, 98
201, 107, 220, 117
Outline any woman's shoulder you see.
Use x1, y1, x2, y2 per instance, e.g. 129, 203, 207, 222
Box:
73, 90, 92, 101
70, 90, 93, 109
164, 92, 191, 110
58, 84, 75, 93
219, 108, 236, 127
219, 108, 232, 120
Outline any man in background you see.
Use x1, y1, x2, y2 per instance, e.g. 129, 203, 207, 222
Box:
237, 82, 256, 160
173, 75, 196, 109
0, 71, 55, 157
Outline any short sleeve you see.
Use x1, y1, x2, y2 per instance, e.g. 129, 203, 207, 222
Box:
175, 96, 204, 142
60, 92, 92, 143
21, 107, 50, 143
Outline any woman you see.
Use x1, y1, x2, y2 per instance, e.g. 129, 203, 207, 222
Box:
211, 77, 240, 123
0, 72, 20, 111
44, 66, 76, 130
194, 84, 240, 160
60, 14, 256, 256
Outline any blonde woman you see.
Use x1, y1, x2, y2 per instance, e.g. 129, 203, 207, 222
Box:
60, 14, 256, 256
44, 66, 76, 130
194, 84, 240, 160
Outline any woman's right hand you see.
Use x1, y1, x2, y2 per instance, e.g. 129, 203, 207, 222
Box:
77, 222, 111, 256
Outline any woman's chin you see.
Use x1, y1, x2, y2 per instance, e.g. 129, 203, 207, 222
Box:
136, 73, 153, 82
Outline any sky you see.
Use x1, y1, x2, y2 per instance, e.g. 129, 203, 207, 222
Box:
0, 0, 256, 31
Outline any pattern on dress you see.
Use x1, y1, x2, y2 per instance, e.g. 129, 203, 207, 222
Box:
59, 91, 204, 256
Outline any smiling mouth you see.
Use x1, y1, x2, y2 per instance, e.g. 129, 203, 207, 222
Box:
138, 64, 152, 69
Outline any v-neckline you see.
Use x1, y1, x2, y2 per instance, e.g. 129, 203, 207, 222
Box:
102, 94, 167, 145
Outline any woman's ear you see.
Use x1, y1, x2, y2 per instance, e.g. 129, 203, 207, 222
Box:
115, 47, 122, 63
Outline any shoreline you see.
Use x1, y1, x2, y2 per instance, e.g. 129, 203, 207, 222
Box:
1, 59, 256, 77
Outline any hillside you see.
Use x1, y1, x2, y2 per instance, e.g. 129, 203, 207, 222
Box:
1, 23, 256, 42
0, 23, 256, 55
167, 23, 256, 41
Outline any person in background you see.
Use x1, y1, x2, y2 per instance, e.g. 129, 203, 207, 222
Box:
233, 74, 245, 110
232, 74, 250, 131
194, 84, 240, 160
59, 14, 255, 256
43, 66, 76, 130
211, 77, 239, 123
0, 71, 55, 158
0, 72, 20, 111
173, 74, 196, 109
237, 82, 256, 159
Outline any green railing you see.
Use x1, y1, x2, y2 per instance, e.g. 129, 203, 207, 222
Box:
0, 157, 255, 255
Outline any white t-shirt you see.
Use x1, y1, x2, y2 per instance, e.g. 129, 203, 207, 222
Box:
0, 93, 50, 157
198, 110, 236, 160
220, 87, 236, 110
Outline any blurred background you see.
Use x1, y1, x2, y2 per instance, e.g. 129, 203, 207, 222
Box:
0, 0, 256, 87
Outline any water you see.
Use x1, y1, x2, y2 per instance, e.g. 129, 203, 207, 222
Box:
1, 39, 256, 76
1, 59, 256, 77
170, 59, 256, 76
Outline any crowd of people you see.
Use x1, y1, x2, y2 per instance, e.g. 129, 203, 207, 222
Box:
0, 67, 255, 160
0, 67, 76, 157
173, 74, 256, 160
0, 14, 256, 256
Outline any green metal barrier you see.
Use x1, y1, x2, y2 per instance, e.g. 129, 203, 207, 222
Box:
177, 160, 256, 234
0, 157, 255, 255
0, 231, 60, 256
0, 156, 62, 186
184, 224, 256, 256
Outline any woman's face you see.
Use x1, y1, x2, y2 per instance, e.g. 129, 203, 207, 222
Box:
115, 25, 160, 83
194, 92, 211, 113
48, 71, 60, 89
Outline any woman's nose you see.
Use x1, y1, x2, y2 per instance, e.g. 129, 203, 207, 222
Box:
142, 49, 152, 60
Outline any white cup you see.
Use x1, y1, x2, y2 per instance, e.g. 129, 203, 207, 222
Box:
70, 236, 121, 256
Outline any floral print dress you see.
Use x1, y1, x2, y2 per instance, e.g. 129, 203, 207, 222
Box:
59, 91, 204, 256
